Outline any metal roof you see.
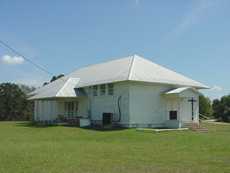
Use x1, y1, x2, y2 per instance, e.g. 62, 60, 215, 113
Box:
29, 78, 80, 100
165, 87, 199, 95
129, 56, 208, 89
29, 54, 208, 100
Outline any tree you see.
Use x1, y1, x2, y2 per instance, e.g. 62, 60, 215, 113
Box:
212, 95, 230, 122
43, 74, 65, 86
0, 83, 33, 121
43, 82, 49, 86
18, 84, 36, 94
50, 74, 64, 83
199, 94, 212, 118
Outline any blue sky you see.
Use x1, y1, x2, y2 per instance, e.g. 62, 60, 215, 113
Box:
0, 0, 229, 99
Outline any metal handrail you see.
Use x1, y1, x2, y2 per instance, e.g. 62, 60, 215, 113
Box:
199, 113, 211, 120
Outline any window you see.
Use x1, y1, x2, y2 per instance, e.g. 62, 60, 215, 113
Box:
169, 111, 177, 120
75, 101, 79, 112
93, 85, 98, 96
64, 101, 78, 118
108, 83, 114, 95
100, 84, 106, 96
65, 102, 74, 117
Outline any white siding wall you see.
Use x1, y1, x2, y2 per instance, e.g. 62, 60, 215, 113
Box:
165, 97, 181, 120
34, 100, 58, 121
78, 97, 89, 117
179, 90, 199, 124
56, 98, 89, 118
34, 82, 199, 128
129, 82, 172, 127
34, 97, 89, 121
164, 90, 199, 127
86, 82, 130, 126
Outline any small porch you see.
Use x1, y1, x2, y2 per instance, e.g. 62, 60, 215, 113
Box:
163, 87, 199, 128
33, 96, 90, 126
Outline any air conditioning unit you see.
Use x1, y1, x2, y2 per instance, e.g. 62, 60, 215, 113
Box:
102, 113, 113, 126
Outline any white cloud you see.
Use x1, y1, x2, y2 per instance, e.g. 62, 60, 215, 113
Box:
161, 0, 219, 42
135, 0, 140, 5
15, 75, 49, 87
16, 79, 45, 87
1, 55, 25, 65
174, 0, 214, 34
210, 85, 223, 91
201, 85, 229, 100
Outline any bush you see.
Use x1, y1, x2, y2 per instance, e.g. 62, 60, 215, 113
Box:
213, 95, 230, 122
0, 83, 34, 121
199, 94, 212, 117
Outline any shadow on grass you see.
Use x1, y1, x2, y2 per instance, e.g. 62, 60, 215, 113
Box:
81, 126, 128, 132
15, 121, 128, 131
15, 121, 59, 128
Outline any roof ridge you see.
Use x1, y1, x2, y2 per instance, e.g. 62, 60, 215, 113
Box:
131, 55, 209, 88
67, 55, 132, 77
127, 55, 135, 80
55, 77, 71, 97
56, 77, 80, 97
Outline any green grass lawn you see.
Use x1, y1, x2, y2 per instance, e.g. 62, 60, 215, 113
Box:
0, 122, 229, 173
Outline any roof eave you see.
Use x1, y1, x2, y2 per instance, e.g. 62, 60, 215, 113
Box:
28, 96, 80, 101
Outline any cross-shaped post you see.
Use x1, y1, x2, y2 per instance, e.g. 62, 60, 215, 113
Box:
188, 97, 197, 120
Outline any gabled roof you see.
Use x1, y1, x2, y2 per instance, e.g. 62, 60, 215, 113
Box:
67, 55, 133, 88
128, 56, 208, 88
66, 54, 208, 88
29, 54, 208, 100
29, 78, 80, 100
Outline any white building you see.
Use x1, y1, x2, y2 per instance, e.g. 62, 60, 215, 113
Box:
29, 55, 208, 128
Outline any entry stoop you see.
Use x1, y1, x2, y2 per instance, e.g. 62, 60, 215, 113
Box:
183, 122, 208, 132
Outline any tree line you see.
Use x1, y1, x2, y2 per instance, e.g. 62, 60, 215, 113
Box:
0, 83, 35, 120
0, 74, 64, 121
199, 94, 230, 122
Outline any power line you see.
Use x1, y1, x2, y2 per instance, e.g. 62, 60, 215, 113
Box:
0, 39, 54, 77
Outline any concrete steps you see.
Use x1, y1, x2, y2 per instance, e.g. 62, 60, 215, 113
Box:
193, 128, 209, 132
183, 122, 208, 133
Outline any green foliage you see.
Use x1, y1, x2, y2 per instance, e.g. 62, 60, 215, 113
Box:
213, 95, 230, 122
18, 84, 36, 94
43, 82, 49, 86
43, 74, 64, 86
50, 74, 64, 82
0, 83, 34, 121
199, 94, 212, 117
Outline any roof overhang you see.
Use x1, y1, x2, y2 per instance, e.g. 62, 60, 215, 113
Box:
164, 87, 200, 98
28, 77, 81, 100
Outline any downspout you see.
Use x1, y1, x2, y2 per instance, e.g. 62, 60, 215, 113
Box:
87, 88, 92, 119
113, 95, 122, 122
113, 55, 135, 123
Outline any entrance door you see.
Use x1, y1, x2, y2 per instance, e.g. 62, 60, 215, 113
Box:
102, 113, 113, 126
180, 98, 193, 122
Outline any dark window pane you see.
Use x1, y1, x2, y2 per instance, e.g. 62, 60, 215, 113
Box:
169, 111, 177, 120
108, 83, 114, 95
100, 84, 106, 95
93, 85, 98, 96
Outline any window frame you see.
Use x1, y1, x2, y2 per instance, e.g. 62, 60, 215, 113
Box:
169, 110, 177, 120
93, 85, 98, 96
100, 84, 106, 96
64, 101, 78, 118
108, 83, 114, 95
